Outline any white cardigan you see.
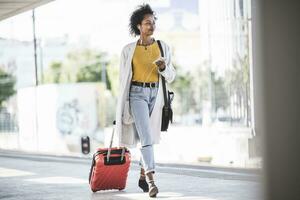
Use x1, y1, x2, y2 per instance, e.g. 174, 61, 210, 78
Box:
115, 40, 176, 148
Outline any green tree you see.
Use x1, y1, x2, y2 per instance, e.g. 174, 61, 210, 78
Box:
44, 49, 112, 89
50, 61, 63, 83
0, 68, 16, 107
170, 64, 193, 115
106, 55, 119, 97
225, 55, 251, 126
76, 55, 111, 90
191, 63, 229, 117
193, 65, 210, 113
169, 62, 229, 117
211, 72, 229, 111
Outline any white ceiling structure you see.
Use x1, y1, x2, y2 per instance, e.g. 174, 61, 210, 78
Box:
0, 0, 53, 21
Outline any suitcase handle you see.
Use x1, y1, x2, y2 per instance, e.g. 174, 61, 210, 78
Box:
107, 121, 125, 163
104, 155, 126, 165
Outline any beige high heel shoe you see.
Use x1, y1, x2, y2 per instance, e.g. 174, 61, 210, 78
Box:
148, 181, 159, 198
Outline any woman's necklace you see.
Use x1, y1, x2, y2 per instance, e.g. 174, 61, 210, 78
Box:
139, 38, 154, 50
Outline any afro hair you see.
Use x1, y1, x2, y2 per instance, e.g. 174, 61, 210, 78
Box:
129, 4, 157, 36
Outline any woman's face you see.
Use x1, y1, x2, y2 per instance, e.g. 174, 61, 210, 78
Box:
139, 14, 156, 36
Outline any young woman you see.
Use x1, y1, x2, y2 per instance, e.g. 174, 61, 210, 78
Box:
115, 4, 176, 198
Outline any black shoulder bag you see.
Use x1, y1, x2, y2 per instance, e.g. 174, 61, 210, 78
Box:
157, 40, 174, 132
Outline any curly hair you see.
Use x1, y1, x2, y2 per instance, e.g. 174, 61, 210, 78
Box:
129, 4, 157, 36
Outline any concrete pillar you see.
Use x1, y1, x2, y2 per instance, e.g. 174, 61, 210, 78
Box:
252, 0, 300, 199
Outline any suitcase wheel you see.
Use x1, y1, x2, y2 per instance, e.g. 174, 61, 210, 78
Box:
119, 188, 125, 191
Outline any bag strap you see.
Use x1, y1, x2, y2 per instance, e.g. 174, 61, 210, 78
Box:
157, 40, 168, 106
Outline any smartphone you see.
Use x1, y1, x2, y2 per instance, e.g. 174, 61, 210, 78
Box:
153, 57, 166, 65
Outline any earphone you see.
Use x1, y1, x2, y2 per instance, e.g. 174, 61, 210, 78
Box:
138, 25, 142, 45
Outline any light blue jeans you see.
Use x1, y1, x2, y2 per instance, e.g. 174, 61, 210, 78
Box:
129, 84, 158, 174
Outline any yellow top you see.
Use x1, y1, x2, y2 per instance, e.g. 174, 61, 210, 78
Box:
132, 41, 160, 83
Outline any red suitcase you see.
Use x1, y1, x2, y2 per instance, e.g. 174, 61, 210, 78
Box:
89, 124, 131, 192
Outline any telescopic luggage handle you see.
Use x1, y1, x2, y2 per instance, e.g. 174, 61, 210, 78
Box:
106, 120, 125, 162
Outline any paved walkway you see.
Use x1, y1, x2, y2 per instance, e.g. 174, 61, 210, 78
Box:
0, 150, 263, 200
